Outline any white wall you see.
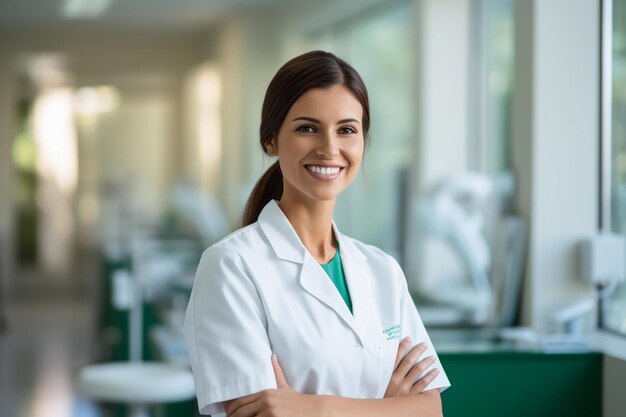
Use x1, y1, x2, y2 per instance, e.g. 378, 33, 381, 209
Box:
92, 88, 175, 224
213, 15, 283, 227
415, 0, 470, 188
512, 0, 599, 332
411, 0, 472, 296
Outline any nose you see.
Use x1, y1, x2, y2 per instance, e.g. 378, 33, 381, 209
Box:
315, 130, 340, 157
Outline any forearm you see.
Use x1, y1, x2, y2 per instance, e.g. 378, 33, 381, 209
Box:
319, 391, 442, 417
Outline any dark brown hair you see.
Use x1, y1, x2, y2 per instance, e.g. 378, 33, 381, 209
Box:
241, 50, 370, 226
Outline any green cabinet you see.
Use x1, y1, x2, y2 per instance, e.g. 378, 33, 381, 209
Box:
439, 351, 602, 417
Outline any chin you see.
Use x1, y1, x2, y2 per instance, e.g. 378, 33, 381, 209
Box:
304, 191, 342, 203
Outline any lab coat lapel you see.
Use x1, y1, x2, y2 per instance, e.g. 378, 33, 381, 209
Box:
334, 225, 372, 346
299, 254, 358, 339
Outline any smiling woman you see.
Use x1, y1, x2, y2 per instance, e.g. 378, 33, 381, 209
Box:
241, 50, 371, 229
183, 51, 450, 417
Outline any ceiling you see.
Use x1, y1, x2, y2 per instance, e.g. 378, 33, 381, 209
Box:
0, 0, 297, 35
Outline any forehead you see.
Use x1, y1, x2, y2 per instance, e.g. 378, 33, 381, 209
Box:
286, 84, 363, 122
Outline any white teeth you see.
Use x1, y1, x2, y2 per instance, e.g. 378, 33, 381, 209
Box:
307, 165, 341, 175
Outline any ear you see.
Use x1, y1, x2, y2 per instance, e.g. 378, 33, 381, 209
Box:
266, 136, 278, 156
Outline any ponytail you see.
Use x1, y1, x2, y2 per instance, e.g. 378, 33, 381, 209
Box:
242, 161, 283, 226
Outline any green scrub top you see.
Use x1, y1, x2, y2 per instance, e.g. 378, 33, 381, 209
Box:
320, 241, 353, 314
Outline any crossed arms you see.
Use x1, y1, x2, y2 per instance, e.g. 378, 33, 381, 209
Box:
223, 337, 443, 417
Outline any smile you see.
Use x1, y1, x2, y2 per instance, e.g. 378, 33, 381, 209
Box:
305, 165, 343, 176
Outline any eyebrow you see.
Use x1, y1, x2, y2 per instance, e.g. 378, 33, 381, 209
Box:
292, 116, 361, 125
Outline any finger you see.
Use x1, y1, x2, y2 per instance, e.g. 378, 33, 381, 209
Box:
409, 368, 440, 394
393, 337, 412, 370
271, 353, 289, 389
227, 392, 264, 416
399, 356, 432, 394
397, 343, 428, 376
405, 355, 436, 384
229, 397, 263, 417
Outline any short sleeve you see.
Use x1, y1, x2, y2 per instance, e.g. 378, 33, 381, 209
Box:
184, 246, 276, 415
394, 260, 451, 393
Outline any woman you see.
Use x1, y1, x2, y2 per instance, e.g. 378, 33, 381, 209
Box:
184, 50, 450, 417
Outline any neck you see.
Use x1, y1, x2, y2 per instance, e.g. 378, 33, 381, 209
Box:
277, 194, 336, 264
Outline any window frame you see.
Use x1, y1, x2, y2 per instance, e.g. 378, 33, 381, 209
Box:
600, 0, 626, 338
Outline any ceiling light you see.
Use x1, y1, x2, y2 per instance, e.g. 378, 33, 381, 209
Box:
62, 0, 115, 19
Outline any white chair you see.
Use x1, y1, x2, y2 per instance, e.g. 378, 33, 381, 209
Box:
77, 239, 196, 417
77, 362, 195, 417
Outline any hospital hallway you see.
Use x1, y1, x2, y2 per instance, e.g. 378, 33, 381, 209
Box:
0, 251, 102, 417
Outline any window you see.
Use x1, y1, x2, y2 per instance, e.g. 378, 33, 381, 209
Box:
472, 0, 514, 174
607, 0, 626, 335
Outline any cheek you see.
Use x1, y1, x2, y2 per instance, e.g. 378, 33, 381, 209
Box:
278, 138, 308, 160
347, 141, 365, 166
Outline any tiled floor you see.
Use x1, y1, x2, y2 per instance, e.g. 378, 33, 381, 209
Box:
0, 264, 102, 417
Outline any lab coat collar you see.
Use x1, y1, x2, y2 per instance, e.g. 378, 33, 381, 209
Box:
257, 200, 367, 265
258, 200, 306, 263
258, 200, 371, 345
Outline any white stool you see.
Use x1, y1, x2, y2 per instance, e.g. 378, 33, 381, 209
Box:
77, 362, 196, 417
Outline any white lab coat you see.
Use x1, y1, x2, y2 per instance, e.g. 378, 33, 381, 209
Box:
184, 200, 450, 416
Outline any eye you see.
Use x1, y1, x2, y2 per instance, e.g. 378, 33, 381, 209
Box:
338, 126, 358, 135
296, 125, 317, 133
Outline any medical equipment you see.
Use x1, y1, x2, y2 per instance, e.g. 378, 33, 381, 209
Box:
580, 233, 626, 285
169, 179, 228, 247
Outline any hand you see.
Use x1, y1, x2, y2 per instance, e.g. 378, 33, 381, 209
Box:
384, 337, 440, 398
226, 354, 322, 417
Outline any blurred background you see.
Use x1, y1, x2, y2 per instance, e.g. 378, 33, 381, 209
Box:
0, 0, 625, 416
